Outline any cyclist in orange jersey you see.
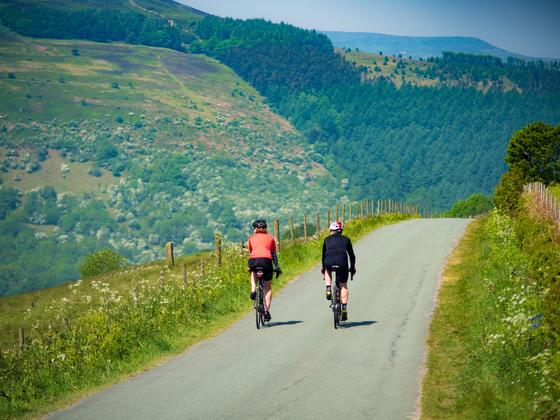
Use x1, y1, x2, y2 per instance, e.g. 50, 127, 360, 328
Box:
248, 219, 281, 321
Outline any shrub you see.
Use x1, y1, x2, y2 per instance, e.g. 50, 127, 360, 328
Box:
88, 167, 102, 177
493, 166, 524, 215
447, 193, 493, 217
79, 248, 127, 278
71, 48, 80, 56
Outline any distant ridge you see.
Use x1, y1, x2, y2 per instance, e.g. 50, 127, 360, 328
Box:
322, 31, 556, 61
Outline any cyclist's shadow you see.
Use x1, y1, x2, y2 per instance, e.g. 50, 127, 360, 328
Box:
340, 320, 377, 329
266, 320, 304, 327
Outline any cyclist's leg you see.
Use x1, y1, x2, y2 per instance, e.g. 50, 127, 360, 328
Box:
340, 282, 348, 304
324, 268, 332, 287
250, 270, 256, 294
264, 280, 272, 310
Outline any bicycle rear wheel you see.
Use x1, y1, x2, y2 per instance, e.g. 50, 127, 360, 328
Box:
255, 287, 262, 329
333, 273, 340, 329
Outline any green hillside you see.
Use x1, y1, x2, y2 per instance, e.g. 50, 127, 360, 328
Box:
193, 17, 560, 208
1, 0, 560, 298
0, 27, 336, 296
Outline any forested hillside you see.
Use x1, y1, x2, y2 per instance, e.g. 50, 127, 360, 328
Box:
193, 17, 560, 208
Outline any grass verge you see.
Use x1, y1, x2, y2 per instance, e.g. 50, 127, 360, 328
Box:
421, 208, 559, 419
0, 213, 410, 419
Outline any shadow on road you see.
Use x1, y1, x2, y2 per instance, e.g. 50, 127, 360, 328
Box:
340, 320, 377, 328
266, 320, 304, 327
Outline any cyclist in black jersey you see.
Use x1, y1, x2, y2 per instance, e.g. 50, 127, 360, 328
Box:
322, 220, 356, 321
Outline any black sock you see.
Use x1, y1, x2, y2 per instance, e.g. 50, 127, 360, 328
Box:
326, 285, 331, 290
342, 304, 347, 310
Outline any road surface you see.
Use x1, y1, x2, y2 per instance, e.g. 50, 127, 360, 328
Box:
51, 218, 470, 420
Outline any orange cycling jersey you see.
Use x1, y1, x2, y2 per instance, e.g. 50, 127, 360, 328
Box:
248, 233, 276, 259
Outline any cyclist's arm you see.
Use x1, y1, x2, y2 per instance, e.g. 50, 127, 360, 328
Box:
321, 240, 327, 271
347, 238, 356, 271
271, 251, 280, 272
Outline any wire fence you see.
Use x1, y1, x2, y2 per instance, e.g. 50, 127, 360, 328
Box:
523, 182, 560, 231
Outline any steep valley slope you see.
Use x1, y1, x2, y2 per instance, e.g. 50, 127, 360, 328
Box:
0, 26, 335, 295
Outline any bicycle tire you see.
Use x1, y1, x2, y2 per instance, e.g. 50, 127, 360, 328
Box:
333, 272, 340, 329
255, 286, 261, 329
260, 282, 266, 326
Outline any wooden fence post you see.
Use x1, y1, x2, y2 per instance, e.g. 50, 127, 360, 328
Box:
326, 208, 331, 227
182, 264, 187, 290
200, 259, 205, 278
335, 204, 339, 221
64, 316, 69, 331
274, 219, 280, 251
315, 213, 320, 237
134, 283, 139, 305
360, 202, 364, 219
290, 217, 295, 243
303, 214, 308, 240
349, 202, 353, 221
165, 241, 174, 268
215, 233, 222, 266
19, 326, 24, 351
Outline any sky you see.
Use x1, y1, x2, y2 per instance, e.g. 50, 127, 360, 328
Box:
180, 0, 560, 58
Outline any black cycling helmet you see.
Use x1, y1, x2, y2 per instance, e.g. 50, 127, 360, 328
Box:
253, 219, 267, 229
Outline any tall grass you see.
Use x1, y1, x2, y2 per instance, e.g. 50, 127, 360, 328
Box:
422, 204, 560, 418
0, 213, 410, 418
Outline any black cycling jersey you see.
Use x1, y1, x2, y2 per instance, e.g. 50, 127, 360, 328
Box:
322, 233, 356, 272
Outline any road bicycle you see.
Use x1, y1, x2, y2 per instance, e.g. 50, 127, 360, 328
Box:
329, 265, 353, 329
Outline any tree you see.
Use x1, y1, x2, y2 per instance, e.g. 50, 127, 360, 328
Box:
505, 122, 560, 185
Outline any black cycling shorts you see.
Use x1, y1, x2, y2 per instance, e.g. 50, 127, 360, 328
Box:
248, 258, 274, 281
325, 262, 349, 283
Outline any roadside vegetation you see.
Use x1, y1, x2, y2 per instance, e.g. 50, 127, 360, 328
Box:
444, 193, 493, 217
422, 122, 560, 418
0, 213, 410, 418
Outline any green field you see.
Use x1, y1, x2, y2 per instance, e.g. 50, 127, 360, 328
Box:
340, 48, 523, 92
340, 48, 437, 88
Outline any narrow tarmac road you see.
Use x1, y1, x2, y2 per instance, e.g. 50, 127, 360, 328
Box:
51, 218, 470, 420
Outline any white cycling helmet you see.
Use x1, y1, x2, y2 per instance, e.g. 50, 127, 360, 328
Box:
329, 220, 343, 231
